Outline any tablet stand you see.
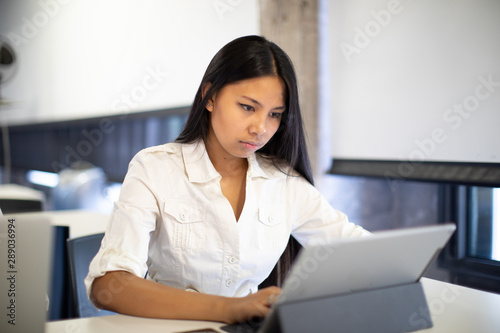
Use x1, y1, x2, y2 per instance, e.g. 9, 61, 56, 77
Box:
273, 282, 432, 333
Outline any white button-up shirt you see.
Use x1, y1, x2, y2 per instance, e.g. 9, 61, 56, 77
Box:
85, 140, 368, 298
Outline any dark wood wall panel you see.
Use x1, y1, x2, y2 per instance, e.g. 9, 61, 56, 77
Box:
0, 107, 189, 182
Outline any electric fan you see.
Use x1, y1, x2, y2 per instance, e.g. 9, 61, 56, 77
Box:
0, 35, 17, 106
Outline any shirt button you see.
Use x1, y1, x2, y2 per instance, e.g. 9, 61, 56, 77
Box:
225, 279, 233, 287
268, 216, 274, 223
180, 213, 187, 221
228, 256, 237, 264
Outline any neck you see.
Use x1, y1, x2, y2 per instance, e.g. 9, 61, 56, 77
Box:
205, 139, 248, 177
213, 156, 248, 178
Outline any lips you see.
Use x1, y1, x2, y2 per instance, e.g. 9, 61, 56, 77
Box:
240, 141, 261, 150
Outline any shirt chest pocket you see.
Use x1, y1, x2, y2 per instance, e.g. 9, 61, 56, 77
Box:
257, 204, 288, 250
163, 201, 206, 249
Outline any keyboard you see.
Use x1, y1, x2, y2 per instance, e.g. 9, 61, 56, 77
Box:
220, 316, 265, 333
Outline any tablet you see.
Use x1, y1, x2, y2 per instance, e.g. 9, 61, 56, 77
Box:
278, 223, 456, 304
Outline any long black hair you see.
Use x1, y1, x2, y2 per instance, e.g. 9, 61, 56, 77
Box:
176, 35, 309, 286
176, 35, 313, 186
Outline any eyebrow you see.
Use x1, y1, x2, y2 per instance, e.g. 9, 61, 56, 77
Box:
241, 96, 286, 111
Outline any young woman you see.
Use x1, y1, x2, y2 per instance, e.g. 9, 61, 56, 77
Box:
85, 35, 369, 324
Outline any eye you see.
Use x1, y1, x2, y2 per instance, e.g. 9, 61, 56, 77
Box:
270, 112, 283, 119
239, 103, 254, 112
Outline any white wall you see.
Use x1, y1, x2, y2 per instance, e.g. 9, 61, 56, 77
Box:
328, 0, 500, 163
0, 0, 259, 125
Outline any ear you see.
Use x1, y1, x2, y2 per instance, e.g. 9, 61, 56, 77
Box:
202, 83, 214, 112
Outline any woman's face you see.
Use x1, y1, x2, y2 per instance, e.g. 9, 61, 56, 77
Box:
206, 75, 286, 160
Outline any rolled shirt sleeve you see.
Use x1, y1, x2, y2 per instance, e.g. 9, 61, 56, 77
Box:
288, 176, 370, 247
84, 150, 159, 300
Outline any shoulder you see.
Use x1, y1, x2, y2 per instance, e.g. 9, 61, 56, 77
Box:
132, 142, 183, 162
140, 142, 181, 156
124, 142, 188, 182
125, 143, 184, 174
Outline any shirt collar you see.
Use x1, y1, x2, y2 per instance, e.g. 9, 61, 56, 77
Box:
248, 153, 288, 180
182, 141, 220, 183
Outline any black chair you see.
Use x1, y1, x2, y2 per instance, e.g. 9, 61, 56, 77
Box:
66, 233, 116, 318
48, 225, 72, 320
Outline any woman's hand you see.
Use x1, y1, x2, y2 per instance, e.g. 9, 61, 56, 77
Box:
222, 286, 282, 324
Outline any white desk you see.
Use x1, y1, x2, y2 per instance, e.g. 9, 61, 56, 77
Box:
11, 209, 110, 238
46, 278, 500, 333
417, 277, 500, 332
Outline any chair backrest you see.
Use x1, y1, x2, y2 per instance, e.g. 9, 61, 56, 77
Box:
66, 233, 115, 317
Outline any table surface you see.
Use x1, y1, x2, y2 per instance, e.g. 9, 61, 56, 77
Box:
12, 209, 110, 238
45, 278, 500, 333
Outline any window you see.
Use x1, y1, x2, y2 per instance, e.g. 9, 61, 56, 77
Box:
494, 189, 500, 261
440, 185, 500, 293
468, 187, 500, 262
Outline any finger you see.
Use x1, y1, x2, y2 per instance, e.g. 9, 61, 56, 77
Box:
267, 293, 278, 306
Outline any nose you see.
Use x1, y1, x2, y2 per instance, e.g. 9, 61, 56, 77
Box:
249, 114, 267, 136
